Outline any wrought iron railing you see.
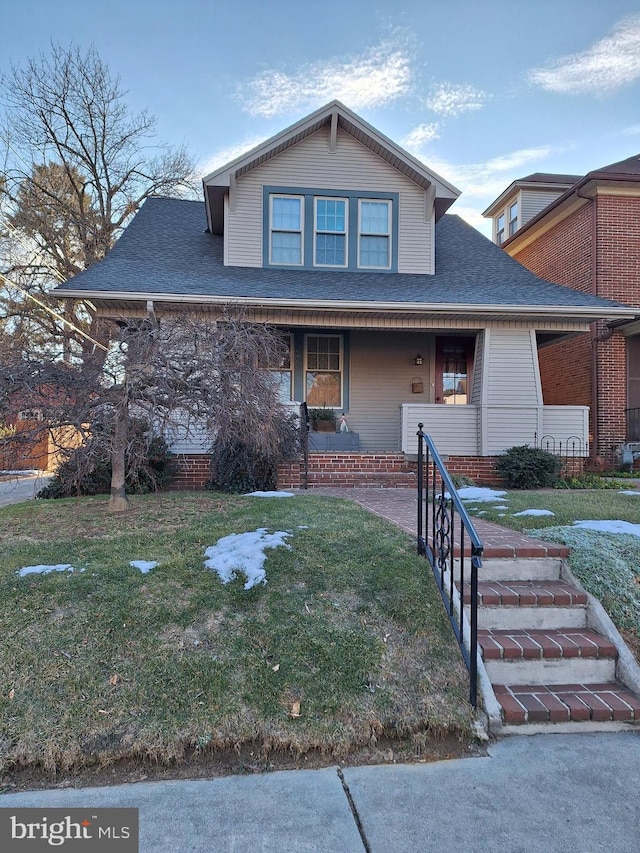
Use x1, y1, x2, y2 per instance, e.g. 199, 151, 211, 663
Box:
416, 424, 483, 707
534, 432, 585, 477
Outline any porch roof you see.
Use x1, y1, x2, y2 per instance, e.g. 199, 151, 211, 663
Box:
54, 197, 637, 324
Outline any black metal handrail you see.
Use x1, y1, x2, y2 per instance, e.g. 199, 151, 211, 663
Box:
416, 424, 483, 707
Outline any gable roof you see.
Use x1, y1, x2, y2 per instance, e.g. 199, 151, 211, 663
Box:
203, 100, 460, 233
492, 153, 640, 245
482, 173, 582, 218
54, 197, 637, 325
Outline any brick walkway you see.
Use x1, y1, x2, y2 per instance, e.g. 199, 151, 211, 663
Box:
301, 487, 569, 559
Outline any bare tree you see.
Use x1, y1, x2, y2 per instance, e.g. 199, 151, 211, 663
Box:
0, 312, 298, 513
0, 43, 196, 356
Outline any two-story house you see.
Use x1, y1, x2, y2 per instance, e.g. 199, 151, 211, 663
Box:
54, 101, 637, 487
484, 155, 640, 468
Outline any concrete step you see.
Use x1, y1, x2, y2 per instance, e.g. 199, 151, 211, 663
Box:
480, 628, 617, 684
463, 557, 564, 582
494, 682, 640, 725
476, 603, 587, 631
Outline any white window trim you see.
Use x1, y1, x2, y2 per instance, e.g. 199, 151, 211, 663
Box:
357, 199, 392, 269
304, 333, 343, 408
496, 212, 505, 246
269, 194, 304, 266
508, 201, 518, 237
313, 196, 348, 268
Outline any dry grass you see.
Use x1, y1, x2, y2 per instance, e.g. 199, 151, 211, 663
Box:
0, 492, 474, 775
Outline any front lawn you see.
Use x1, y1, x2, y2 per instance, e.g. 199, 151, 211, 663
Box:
0, 492, 474, 779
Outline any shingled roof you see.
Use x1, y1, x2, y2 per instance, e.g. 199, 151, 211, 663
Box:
54, 197, 636, 321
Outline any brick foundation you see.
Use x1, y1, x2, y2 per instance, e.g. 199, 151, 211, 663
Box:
169, 451, 585, 490
166, 454, 211, 490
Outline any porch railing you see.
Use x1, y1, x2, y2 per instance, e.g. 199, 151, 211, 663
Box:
416, 424, 483, 707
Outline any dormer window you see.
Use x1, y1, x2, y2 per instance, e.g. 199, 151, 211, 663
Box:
508, 201, 518, 237
263, 187, 398, 272
269, 195, 303, 265
314, 198, 347, 267
496, 213, 505, 246
358, 200, 391, 269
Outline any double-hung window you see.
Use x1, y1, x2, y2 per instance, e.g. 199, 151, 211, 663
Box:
358, 200, 391, 268
265, 188, 397, 270
496, 213, 505, 246
314, 197, 347, 266
305, 334, 342, 408
269, 334, 293, 402
270, 195, 303, 265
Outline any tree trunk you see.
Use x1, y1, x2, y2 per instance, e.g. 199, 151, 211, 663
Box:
108, 404, 129, 512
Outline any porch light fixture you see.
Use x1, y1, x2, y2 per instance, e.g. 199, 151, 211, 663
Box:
413, 354, 423, 366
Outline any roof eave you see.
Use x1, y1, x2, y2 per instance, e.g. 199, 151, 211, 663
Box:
53, 288, 639, 322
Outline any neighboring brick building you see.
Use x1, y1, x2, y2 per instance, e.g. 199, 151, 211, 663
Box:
484, 156, 640, 467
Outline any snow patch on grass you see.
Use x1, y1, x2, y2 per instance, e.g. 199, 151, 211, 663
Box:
203, 528, 292, 590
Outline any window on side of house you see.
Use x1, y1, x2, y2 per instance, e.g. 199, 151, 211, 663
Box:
508, 201, 518, 236
496, 213, 505, 246
270, 195, 303, 265
17, 409, 44, 421
358, 199, 391, 269
268, 334, 293, 402
314, 197, 348, 267
305, 334, 342, 408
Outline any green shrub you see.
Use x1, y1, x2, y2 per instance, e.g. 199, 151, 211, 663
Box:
555, 473, 625, 490
38, 423, 176, 498
495, 445, 562, 489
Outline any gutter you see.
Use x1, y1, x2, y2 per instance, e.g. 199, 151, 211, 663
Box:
51, 289, 640, 321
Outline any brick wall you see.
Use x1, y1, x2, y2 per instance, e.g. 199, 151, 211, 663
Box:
512, 194, 640, 463
166, 454, 211, 490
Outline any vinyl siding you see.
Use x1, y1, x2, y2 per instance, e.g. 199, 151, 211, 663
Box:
227, 126, 433, 273
401, 404, 479, 454
470, 331, 484, 405
347, 330, 434, 451
485, 407, 540, 454
520, 189, 566, 226
485, 329, 542, 406
540, 406, 589, 455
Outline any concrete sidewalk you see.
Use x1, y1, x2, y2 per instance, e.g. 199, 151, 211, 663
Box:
2, 733, 639, 851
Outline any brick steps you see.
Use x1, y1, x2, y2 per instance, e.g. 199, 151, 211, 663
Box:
466, 580, 588, 607
479, 628, 616, 661
495, 683, 640, 725
466, 557, 640, 730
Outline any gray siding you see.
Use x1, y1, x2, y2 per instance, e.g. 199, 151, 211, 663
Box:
347, 330, 433, 451
520, 189, 566, 226
227, 126, 433, 273
470, 332, 484, 405
401, 404, 479, 454
485, 329, 542, 406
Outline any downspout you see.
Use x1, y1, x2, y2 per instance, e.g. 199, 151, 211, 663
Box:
579, 188, 602, 463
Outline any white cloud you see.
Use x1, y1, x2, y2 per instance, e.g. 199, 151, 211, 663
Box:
236, 37, 413, 118
402, 122, 440, 152
425, 82, 488, 117
529, 15, 640, 94
198, 135, 271, 177
428, 145, 556, 200
426, 146, 561, 237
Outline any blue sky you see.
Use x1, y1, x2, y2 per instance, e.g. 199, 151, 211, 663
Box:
3, 0, 640, 235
